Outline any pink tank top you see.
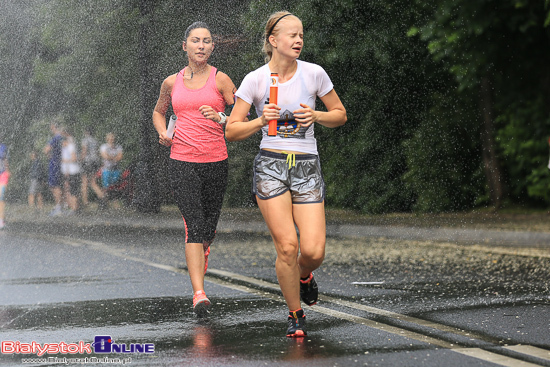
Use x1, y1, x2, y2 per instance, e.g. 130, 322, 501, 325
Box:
170, 66, 227, 163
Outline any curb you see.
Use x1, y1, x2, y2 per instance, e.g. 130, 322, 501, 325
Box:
5, 204, 550, 248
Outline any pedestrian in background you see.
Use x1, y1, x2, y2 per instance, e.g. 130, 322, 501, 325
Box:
28, 150, 45, 210
0, 139, 10, 229
226, 11, 347, 337
152, 21, 236, 316
100, 132, 123, 209
80, 127, 104, 207
61, 129, 80, 214
44, 123, 64, 216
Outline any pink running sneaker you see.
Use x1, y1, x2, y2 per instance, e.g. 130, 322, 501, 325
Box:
193, 290, 211, 317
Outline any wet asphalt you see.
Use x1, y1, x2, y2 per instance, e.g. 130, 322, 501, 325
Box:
0, 205, 549, 366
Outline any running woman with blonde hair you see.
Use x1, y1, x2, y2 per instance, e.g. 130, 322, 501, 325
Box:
226, 11, 347, 337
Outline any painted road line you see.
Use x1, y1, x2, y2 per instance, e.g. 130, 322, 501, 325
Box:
206, 269, 549, 366
504, 346, 550, 362
322, 295, 493, 340
34, 234, 549, 367
453, 348, 542, 367
207, 268, 522, 346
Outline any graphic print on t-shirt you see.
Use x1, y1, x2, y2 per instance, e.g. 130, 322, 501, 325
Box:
277, 109, 306, 139
263, 103, 309, 139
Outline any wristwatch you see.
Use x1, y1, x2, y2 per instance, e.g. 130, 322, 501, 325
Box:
217, 112, 227, 124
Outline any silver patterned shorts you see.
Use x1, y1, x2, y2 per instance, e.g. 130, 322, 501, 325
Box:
252, 150, 325, 204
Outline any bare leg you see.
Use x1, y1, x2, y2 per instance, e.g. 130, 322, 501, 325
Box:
81, 174, 89, 205
51, 186, 62, 207
293, 202, 326, 278
62, 180, 68, 208
186, 242, 206, 292
37, 193, 43, 209
67, 193, 78, 211
90, 175, 104, 199
257, 192, 302, 311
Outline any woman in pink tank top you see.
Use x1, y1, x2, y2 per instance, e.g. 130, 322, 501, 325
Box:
152, 21, 237, 317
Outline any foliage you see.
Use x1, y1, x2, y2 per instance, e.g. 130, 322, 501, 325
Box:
409, 0, 550, 210
498, 97, 550, 203
1, 0, 549, 213
403, 91, 485, 212
237, 0, 434, 213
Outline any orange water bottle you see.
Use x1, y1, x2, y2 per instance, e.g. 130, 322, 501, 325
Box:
268, 73, 278, 136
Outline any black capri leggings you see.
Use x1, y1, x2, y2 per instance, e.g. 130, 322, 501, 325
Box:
170, 158, 228, 244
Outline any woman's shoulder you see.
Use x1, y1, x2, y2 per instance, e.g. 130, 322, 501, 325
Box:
297, 60, 326, 74
214, 70, 236, 93
214, 69, 233, 84
241, 64, 270, 85
163, 73, 178, 87
159, 72, 180, 97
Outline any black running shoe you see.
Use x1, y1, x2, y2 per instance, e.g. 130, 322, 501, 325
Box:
286, 309, 307, 337
300, 273, 318, 306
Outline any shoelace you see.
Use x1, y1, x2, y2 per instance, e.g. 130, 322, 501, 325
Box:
281, 151, 296, 169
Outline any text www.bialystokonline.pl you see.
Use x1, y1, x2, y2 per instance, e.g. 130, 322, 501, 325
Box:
21, 356, 132, 364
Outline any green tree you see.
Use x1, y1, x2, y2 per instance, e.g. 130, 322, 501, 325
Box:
403, 91, 485, 212
410, 0, 550, 209
237, 0, 434, 213
5, 0, 549, 213
0, 1, 45, 199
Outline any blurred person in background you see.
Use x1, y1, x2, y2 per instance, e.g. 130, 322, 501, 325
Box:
61, 129, 80, 214
28, 150, 45, 210
44, 123, 64, 216
100, 132, 123, 209
0, 139, 10, 229
80, 127, 104, 208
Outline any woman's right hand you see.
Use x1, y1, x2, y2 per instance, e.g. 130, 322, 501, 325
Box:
261, 103, 280, 126
158, 132, 172, 147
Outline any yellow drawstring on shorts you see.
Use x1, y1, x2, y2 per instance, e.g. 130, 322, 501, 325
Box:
282, 151, 296, 169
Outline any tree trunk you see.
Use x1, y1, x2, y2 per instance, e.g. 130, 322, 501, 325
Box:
479, 75, 505, 209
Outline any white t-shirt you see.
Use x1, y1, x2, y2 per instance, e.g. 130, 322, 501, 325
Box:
81, 135, 99, 163
61, 140, 80, 175
100, 143, 123, 170
235, 60, 334, 155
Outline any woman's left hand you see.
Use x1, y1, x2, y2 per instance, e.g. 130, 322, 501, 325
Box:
158, 132, 172, 147
293, 103, 318, 128
199, 105, 220, 123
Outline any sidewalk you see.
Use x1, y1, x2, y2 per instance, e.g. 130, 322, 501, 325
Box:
5, 203, 550, 248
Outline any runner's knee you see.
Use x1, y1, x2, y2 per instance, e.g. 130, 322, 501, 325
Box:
275, 240, 300, 265
299, 240, 325, 266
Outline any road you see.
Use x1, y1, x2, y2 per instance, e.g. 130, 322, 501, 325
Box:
0, 210, 549, 366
